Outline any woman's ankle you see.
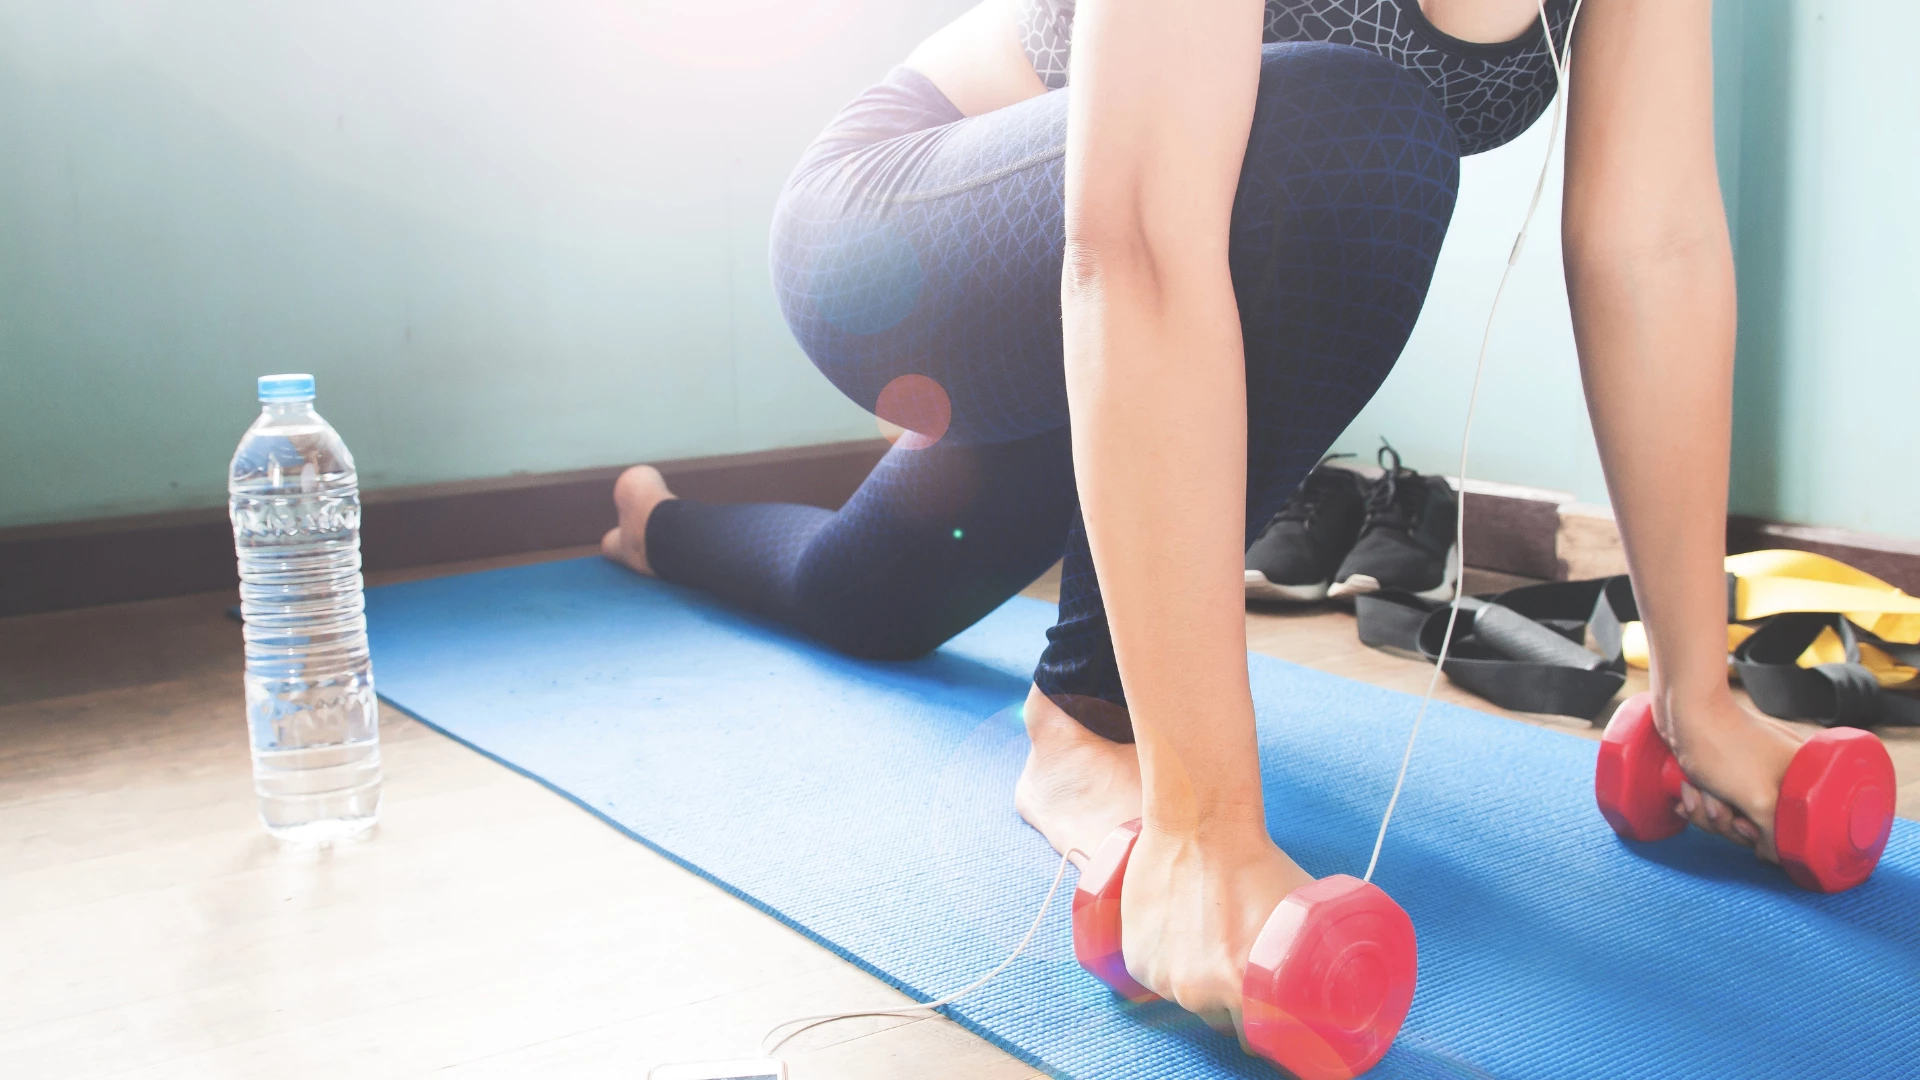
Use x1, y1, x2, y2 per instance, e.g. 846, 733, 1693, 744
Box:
1025, 686, 1135, 745
1016, 686, 1143, 861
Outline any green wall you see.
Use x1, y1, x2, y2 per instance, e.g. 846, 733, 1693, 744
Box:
1719, 0, 1918, 539
0, 1, 965, 528
4, 2, 1912, 539
1332, 0, 1918, 541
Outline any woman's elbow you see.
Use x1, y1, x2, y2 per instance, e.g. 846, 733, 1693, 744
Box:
1566, 223, 1725, 267
1062, 214, 1161, 306
1562, 186, 1731, 269
1062, 206, 1220, 314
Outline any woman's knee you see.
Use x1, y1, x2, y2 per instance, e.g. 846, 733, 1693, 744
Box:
792, 581, 951, 662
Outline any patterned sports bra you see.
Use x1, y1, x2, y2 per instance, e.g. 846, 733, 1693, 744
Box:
1018, 0, 1574, 156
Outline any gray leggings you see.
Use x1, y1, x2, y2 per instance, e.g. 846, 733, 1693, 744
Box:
647, 44, 1460, 740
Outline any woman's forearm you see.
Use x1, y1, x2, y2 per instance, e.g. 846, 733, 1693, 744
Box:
1562, 0, 1732, 709
1063, 246, 1264, 835
1567, 235, 1736, 706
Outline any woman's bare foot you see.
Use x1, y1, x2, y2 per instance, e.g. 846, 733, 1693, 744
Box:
600, 465, 677, 576
1659, 688, 1805, 859
1014, 686, 1143, 865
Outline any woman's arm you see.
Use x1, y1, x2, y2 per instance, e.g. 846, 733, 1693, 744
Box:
1565, 0, 1799, 843
1063, 0, 1266, 841
1063, 0, 1311, 1028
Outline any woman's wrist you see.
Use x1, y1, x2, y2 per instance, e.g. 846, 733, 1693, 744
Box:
1133, 694, 1269, 842
1141, 788, 1270, 850
1638, 604, 1736, 716
1650, 659, 1739, 733
1621, 586, 1740, 740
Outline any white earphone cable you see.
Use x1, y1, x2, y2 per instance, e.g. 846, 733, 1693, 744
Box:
760, 844, 1086, 1057
1364, 0, 1584, 883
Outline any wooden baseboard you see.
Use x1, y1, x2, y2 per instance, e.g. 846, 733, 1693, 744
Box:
1553, 503, 1632, 581
1728, 516, 1920, 595
1344, 472, 1632, 583
0, 439, 890, 617
1457, 485, 1920, 594
1457, 480, 1575, 581
8, 441, 1916, 616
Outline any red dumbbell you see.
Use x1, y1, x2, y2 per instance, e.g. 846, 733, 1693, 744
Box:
1071, 820, 1416, 1080
1594, 691, 1896, 892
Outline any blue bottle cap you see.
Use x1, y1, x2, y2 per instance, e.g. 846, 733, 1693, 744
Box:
257, 373, 316, 402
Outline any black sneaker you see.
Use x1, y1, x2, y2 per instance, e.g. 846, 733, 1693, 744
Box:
1244, 456, 1368, 603
1329, 443, 1459, 601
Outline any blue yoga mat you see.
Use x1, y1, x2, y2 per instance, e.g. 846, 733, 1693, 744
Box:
364, 558, 1919, 1080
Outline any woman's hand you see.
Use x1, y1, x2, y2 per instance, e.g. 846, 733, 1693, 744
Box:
1654, 683, 1804, 859
1121, 820, 1313, 1039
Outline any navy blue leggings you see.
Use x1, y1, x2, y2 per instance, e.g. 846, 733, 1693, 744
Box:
646, 43, 1460, 741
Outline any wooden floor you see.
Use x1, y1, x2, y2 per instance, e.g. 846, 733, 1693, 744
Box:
4, 549, 1916, 1079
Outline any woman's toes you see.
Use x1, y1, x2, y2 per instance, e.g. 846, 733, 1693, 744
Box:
600, 525, 648, 575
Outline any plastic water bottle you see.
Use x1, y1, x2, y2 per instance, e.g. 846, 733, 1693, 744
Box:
228, 373, 380, 841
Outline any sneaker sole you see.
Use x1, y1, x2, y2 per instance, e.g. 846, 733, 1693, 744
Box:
1327, 544, 1459, 603
1244, 570, 1330, 603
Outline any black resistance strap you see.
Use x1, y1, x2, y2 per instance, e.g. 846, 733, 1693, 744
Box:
1734, 613, 1920, 728
1356, 575, 1920, 728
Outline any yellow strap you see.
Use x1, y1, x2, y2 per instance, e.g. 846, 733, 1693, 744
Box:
1727, 550, 1920, 641
1800, 626, 1919, 686
1618, 550, 1918, 688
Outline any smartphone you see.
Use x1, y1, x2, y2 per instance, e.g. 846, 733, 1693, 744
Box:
646, 1058, 787, 1080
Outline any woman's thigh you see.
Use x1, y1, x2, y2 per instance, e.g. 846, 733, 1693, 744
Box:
768, 45, 1457, 704
1231, 42, 1461, 533
771, 65, 1073, 447
772, 43, 1456, 474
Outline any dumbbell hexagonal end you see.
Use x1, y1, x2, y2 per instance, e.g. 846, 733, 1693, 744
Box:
1595, 692, 1688, 842
1775, 728, 1896, 893
1070, 819, 1157, 1004
1243, 875, 1417, 1080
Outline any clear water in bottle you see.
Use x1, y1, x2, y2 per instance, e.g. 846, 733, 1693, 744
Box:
229, 373, 380, 841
